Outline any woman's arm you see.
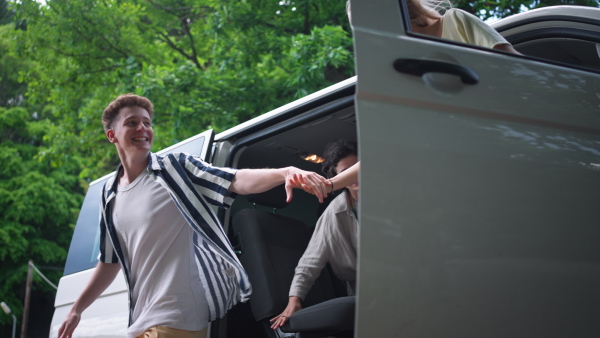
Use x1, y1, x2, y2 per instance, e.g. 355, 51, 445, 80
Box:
328, 162, 360, 192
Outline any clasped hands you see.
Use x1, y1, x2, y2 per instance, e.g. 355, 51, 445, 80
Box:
284, 167, 331, 203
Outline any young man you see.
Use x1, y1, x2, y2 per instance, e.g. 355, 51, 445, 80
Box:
270, 139, 359, 330
58, 94, 329, 338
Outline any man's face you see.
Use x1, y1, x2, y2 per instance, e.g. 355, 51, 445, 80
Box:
335, 154, 359, 194
106, 106, 154, 156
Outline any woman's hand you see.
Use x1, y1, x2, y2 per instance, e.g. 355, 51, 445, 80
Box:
270, 296, 303, 329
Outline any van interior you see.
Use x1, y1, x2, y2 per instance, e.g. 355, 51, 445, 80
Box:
219, 90, 358, 338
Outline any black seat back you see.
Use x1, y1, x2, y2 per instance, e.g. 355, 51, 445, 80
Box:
232, 186, 337, 321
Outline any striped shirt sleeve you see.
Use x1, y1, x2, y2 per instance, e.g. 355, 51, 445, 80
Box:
98, 183, 118, 264
175, 153, 238, 208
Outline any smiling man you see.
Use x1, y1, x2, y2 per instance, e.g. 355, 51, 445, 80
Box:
58, 94, 330, 338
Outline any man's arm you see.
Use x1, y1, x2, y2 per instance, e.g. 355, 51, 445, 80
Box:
229, 167, 329, 203
58, 262, 121, 338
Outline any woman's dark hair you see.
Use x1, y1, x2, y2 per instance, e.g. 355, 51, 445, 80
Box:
321, 139, 358, 179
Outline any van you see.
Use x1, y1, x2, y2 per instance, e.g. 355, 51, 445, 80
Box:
50, 3, 600, 337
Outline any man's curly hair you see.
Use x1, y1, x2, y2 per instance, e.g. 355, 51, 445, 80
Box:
102, 94, 154, 131
321, 139, 358, 179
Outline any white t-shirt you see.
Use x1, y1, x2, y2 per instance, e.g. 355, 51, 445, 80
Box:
113, 170, 209, 338
441, 8, 510, 49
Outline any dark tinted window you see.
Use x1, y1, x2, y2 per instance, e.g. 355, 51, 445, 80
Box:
63, 179, 108, 275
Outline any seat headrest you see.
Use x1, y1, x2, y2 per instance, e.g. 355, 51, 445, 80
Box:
247, 185, 288, 209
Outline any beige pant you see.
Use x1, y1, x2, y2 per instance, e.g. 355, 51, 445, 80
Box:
135, 326, 208, 338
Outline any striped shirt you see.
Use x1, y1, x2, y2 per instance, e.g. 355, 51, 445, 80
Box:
98, 152, 252, 325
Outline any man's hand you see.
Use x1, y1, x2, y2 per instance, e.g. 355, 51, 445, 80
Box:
58, 311, 81, 338
56, 262, 121, 338
270, 296, 303, 329
285, 168, 329, 203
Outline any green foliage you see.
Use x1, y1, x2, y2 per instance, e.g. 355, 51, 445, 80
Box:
0, 26, 28, 106
0, 0, 13, 25
11, 0, 353, 178
285, 25, 354, 97
0, 106, 82, 325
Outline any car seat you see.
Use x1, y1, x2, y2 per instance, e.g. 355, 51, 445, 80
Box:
232, 185, 355, 338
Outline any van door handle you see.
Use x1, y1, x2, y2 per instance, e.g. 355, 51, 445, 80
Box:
393, 59, 479, 85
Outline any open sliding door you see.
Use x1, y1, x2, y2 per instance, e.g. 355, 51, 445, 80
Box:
352, 1, 600, 337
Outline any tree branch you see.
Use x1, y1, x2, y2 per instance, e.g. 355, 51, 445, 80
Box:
158, 31, 202, 69
304, 0, 310, 35
179, 16, 204, 70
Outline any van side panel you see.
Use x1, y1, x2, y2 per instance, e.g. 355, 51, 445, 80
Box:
50, 270, 128, 338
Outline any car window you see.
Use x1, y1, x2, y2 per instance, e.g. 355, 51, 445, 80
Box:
63, 179, 107, 275
400, 0, 600, 72
494, 14, 600, 72
400, 0, 519, 51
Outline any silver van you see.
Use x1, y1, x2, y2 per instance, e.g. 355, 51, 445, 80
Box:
49, 3, 600, 337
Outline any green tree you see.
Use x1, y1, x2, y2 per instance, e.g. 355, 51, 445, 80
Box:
0, 0, 13, 25
0, 15, 82, 329
0, 25, 27, 107
0, 105, 82, 326
13, 0, 353, 179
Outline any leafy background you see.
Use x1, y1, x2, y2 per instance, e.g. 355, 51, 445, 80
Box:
0, 0, 598, 336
